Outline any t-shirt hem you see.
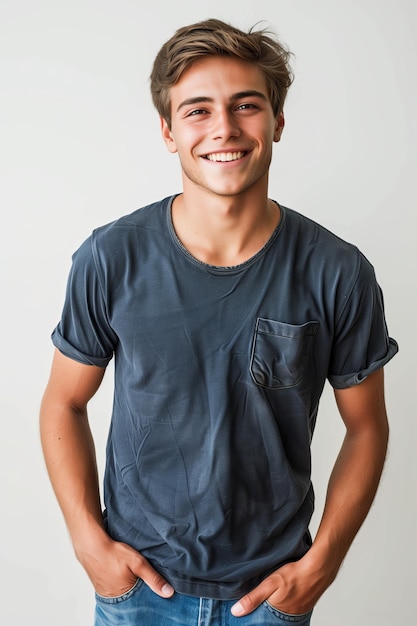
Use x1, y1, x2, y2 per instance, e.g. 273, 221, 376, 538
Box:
157, 568, 269, 601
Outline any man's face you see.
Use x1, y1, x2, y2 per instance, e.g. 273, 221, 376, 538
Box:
161, 56, 284, 201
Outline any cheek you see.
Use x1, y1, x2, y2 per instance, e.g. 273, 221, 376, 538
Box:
176, 132, 204, 158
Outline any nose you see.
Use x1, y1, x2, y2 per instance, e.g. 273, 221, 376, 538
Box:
211, 109, 241, 141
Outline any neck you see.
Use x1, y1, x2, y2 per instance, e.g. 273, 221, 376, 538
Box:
171, 184, 280, 267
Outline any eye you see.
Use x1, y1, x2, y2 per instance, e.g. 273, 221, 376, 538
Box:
186, 109, 209, 117
236, 103, 258, 111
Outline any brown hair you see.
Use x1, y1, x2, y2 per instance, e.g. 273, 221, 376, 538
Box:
150, 18, 294, 128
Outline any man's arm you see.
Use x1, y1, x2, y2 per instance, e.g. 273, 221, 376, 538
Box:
40, 348, 174, 598
232, 367, 389, 617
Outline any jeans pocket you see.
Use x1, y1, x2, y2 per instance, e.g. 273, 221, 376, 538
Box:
95, 578, 143, 604
263, 600, 313, 623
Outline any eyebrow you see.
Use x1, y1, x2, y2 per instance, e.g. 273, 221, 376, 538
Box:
176, 90, 268, 113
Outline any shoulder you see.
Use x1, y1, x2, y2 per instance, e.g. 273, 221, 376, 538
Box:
282, 206, 357, 252
67, 196, 175, 286
72, 196, 174, 263
92, 195, 173, 247
278, 205, 380, 315
281, 205, 373, 275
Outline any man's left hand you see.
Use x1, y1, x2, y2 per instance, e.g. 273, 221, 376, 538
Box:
230, 555, 328, 617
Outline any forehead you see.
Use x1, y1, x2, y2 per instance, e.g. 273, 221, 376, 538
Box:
170, 56, 269, 105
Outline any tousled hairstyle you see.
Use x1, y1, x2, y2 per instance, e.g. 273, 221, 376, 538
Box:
150, 19, 294, 128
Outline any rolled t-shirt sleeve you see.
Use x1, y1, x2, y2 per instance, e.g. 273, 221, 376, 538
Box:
328, 251, 398, 389
52, 234, 117, 368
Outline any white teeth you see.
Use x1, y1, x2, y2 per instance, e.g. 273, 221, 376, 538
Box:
205, 151, 245, 162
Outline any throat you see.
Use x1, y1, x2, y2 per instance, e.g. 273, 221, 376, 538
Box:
170, 196, 280, 267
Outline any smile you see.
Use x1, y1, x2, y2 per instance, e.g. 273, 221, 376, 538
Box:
203, 151, 247, 162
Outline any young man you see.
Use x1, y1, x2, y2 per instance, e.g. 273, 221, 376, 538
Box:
40, 19, 398, 626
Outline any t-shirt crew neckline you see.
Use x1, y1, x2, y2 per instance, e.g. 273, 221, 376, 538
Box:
166, 195, 285, 275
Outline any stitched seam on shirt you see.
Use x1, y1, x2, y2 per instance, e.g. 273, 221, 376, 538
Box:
334, 246, 362, 326
90, 229, 114, 330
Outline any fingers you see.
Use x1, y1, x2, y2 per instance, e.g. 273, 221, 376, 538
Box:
86, 540, 175, 599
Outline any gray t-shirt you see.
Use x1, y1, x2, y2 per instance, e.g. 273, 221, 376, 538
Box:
52, 196, 398, 599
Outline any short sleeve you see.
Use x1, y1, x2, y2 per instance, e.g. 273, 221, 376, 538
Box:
51, 235, 117, 367
328, 252, 398, 389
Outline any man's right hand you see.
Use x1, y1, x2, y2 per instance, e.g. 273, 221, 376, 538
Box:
76, 532, 175, 599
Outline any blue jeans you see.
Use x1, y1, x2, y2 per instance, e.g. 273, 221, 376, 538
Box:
95, 579, 313, 625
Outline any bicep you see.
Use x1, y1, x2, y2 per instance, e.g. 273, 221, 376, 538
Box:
334, 368, 389, 436
42, 348, 106, 412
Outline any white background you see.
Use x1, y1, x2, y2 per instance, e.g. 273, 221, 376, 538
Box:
0, 1, 415, 624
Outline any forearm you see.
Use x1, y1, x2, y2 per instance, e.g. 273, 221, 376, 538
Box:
40, 398, 107, 553
308, 416, 389, 582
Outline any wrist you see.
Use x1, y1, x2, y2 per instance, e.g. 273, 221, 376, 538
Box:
69, 513, 111, 565
300, 541, 341, 591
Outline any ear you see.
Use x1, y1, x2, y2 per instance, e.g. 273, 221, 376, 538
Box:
160, 117, 178, 154
273, 112, 285, 143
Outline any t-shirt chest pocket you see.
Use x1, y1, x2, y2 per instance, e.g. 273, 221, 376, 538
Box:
250, 318, 319, 389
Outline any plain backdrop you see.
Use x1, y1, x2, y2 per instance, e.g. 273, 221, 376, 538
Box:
0, 1, 415, 624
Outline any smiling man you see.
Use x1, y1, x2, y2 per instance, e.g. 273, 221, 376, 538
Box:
40, 19, 398, 626
161, 56, 283, 268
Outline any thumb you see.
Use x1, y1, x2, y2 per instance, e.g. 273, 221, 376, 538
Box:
132, 554, 174, 598
231, 578, 277, 617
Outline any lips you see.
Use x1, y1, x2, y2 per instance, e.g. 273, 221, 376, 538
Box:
203, 151, 247, 162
